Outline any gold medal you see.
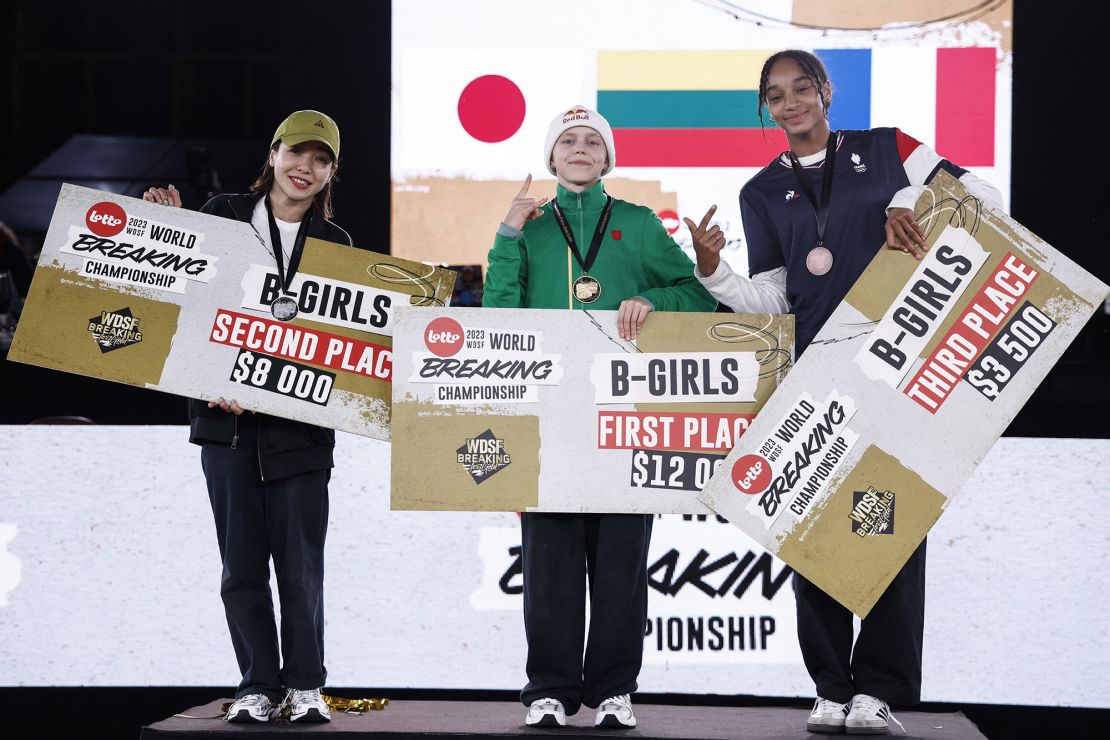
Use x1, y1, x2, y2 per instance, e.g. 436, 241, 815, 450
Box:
573, 275, 602, 304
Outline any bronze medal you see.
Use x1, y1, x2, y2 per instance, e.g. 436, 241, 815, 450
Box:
806, 246, 834, 276
574, 275, 602, 304
789, 132, 839, 279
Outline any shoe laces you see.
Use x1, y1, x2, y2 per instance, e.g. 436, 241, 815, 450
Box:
852, 695, 906, 735
601, 694, 632, 710
533, 697, 561, 709
287, 687, 322, 704
278, 687, 323, 717
851, 694, 885, 715
814, 697, 847, 715
235, 693, 271, 707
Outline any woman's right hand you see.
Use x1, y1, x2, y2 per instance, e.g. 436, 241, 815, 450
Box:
142, 183, 182, 208
208, 397, 245, 415
502, 174, 548, 230
684, 204, 725, 277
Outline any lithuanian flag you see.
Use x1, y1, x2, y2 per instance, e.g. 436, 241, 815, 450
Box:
597, 48, 995, 168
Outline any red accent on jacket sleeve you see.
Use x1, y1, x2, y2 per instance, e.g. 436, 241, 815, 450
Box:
895, 129, 923, 163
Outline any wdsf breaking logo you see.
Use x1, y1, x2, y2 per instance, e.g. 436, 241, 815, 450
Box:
456, 429, 511, 484
87, 307, 143, 353
849, 487, 895, 537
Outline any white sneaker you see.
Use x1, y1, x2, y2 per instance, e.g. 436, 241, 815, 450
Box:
846, 694, 904, 735
595, 694, 636, 728
807, 696, 849, 733
525, 697, 566, 727
285, 687, 331, 723
225, 693, 274, 723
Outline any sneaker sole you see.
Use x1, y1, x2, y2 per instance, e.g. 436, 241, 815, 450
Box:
596, 714, 636, 729
525, 714, 564, 728
290, 708, 331, 723
227, 709, 269, 723
807, 721, 846, 734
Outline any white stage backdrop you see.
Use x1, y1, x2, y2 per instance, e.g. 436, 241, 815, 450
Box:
0, 427, 1106, 709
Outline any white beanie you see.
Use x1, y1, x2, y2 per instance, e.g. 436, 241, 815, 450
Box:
544, 105, 616, 176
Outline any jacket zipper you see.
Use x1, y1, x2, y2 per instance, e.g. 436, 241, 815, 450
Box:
231, 412, 239, 449
577, 192, 584, 260
577, 192, 584, 309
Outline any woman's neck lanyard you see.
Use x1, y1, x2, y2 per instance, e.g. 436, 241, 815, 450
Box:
264, 195, 312, 321
551, 194, 613, 305
788, 130, 838, 277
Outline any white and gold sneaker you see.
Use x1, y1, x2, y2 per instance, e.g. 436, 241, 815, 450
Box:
225, 693, 274, 723
595, 694, 636, 728
525, 697, 566, 727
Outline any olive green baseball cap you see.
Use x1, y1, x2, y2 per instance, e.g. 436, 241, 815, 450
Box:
271, 110, 340, 161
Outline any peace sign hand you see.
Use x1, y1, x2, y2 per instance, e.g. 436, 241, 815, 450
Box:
503, 174, 549, 231
684, 205, 725, 277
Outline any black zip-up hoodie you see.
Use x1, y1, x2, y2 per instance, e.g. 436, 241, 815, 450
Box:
186, 192, 359, 481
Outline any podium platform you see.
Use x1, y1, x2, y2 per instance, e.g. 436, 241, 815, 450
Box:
140, 699, 985, 738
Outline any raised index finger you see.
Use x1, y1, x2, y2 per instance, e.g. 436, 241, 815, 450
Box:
698, 205, 717, 232
516, 174, 532, 198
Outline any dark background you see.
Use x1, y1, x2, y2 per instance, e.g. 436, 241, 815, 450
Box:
0, 1, 1106, 737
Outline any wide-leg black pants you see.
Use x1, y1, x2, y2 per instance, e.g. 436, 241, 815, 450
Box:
794, 539, 927, 705
520, 512, 653, 715
201, 416, 329, 702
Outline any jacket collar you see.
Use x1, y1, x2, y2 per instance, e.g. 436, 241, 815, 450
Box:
226, 192, 333, 239
555, 180, 607, 213
222, 192, 263, 223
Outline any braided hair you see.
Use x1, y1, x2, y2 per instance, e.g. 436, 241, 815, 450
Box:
756, 50, 832, 130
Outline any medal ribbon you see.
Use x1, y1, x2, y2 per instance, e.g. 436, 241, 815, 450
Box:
551, 195, 613, 274
264, 195, 313, 296
787, 131, 838, 248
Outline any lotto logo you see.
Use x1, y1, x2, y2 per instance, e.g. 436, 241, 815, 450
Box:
424, 317, 464, 357
732, 454, 771, 495
86, 202, 126, 237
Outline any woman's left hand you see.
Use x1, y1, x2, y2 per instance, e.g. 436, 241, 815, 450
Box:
617, 297, 653, 340
885, 207, 927, 260
142, 184, 182, 208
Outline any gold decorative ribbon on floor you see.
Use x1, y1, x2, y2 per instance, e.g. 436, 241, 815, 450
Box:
273, 694, 389, 720
323, 694, 390, 713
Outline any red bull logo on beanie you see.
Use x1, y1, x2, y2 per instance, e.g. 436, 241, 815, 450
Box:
562, 108, 591, 124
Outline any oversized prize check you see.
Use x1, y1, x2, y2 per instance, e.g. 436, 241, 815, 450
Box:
699, 172, 1110, 617
7, 184, 455, 439
390, 307, 793, 513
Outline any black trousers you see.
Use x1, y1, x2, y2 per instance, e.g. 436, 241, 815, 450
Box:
794, 539, 927, 706
201, 416, 330, 701
520, 512, 653, 715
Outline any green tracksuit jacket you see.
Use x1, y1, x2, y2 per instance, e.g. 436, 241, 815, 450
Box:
483, 180, 717, 312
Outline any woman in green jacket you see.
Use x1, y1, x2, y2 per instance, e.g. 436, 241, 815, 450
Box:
484, 105, 716, 729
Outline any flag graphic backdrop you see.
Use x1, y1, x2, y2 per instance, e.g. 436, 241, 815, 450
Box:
598, 47, 995, 167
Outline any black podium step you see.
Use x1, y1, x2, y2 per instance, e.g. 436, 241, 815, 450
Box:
141, 699, 985, 739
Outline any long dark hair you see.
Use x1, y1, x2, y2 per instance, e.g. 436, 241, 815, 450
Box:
250, 142, 337, 220
756, 49, 832, 131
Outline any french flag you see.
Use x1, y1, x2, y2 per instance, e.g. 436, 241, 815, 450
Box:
824, 47, 996, 167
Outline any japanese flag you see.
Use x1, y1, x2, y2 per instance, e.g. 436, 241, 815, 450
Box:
394, 49, 591, 177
